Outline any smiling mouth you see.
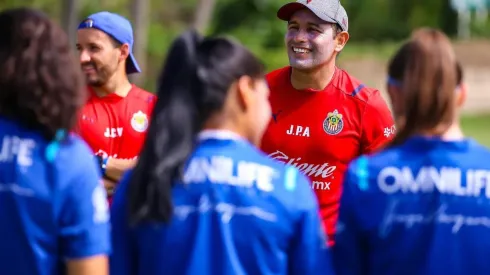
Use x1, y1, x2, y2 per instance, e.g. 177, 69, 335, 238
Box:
292, 47, 311, 54
82, 66, 96, 73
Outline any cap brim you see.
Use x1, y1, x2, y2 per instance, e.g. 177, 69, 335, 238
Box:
277, 2, 306, 21
126, 53, 141, 74
277, 2, 336, 24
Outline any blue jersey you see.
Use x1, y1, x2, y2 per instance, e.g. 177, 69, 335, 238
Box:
110, 130, 332, 275
0, 118, 110, 275
333, 136, 490, 275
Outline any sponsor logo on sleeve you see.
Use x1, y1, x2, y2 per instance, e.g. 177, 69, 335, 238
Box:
384, 125, 396, 138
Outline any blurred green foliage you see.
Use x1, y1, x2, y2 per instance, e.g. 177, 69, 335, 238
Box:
2, 0, 488, 89
461, 114, 490, 148
0, 0, 488, 145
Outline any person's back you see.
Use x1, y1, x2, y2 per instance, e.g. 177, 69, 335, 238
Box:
335, 136, 490, 274
0, 8, 110, 275
110, 30, 332, 275
0, 118, 109, 275
333, 28, 490, 275
113, 130, 328, 274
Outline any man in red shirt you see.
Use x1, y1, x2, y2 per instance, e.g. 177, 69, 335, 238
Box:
261, 0, 395, 245
75, 12, 156, 196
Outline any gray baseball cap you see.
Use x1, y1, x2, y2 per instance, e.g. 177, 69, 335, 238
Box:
277, 0, 349, 32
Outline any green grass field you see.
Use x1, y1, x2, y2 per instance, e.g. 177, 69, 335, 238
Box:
461, 114, 490, 148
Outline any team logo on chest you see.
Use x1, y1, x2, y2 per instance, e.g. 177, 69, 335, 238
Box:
323, 109, 344, 135
130, 111, 149, 133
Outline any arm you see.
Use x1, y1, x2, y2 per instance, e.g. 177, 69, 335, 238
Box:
361, 91, 395, 154
332, 158, 369, 275
110, 172, 136, 275
100, 158, 137, 195
104, 157, 137, 182
59, 154, 111, 275
288, 171, 334, 275
100, 94, 154, 183
66, 257, 108, 275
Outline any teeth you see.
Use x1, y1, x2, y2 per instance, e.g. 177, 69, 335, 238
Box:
293, 47, 309, 53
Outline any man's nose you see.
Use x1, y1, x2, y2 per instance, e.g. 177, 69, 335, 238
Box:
293, 29, 308, 43
79, 50, 91, 64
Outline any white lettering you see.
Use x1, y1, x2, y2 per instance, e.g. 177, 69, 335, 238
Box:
312, 181, 331, 190
183, 156, 276, 192
379, 200, 490, 237
377, 166, 490, 197
174, 194, 277, 223
268, 150, 336, 178
94, 149, 137, 161
286, 125, 310, 137
383, 125, 396, 138
0, 136, 35, 167
104, 127, 123, 138
268, 150, 336, 191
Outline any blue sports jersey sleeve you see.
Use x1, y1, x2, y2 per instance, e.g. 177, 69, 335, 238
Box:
57, 144, 111, 259
333, 157, 368, 275
110, 171, 135, 275
287, 168, 334, 275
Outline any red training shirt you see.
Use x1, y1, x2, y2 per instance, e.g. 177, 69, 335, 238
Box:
76, 84, 156, 161
261, 66, 394, 245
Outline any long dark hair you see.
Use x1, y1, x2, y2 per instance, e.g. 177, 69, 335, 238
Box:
128, 30, 265, 224
0, 8, 85, 140
387, 28, 458, 146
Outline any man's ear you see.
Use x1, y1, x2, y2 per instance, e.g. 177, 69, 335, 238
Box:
335, 31, 349, 53
119, 43, 130, 61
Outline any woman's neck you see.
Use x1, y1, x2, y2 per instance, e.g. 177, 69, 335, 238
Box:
440, 124, 465, 141
419, 123, 465, 141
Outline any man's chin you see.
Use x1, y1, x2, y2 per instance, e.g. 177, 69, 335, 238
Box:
85, 77, 104, 87
289, 62, 318, 72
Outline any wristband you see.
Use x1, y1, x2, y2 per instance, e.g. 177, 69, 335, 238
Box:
95, 155, 118, 182
94, 155, 104, 175
101, 157, 109, 176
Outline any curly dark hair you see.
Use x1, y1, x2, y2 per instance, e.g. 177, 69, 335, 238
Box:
0, 8, 86, 140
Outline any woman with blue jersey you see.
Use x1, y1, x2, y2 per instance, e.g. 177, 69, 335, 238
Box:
333, 28, 490, 275
0, 8, 110, 275
110, 30, 333, 275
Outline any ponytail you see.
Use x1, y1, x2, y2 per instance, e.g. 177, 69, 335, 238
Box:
128, 30, 204, 224
387, 29, 457, 147
128, 30, 266, 225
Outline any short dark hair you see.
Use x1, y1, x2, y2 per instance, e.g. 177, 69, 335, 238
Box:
110, 37, 123, 48
332, 23, 342, 38
388, 28, 458, 146
128, 30, 265, 224
0, 8, 85, 140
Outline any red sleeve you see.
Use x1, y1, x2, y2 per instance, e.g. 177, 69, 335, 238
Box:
149, 95, 157, 117
360, 91, 394, 154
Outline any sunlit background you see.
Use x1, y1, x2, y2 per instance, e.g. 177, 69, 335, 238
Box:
4, 0, 489, 146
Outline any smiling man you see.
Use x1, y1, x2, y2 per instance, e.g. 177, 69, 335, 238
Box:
260, 0, 394, 245
75, 12, 156, 202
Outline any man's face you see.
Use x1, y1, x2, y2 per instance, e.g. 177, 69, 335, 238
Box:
76, 29, 121, 87
285, 9, 338, 71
